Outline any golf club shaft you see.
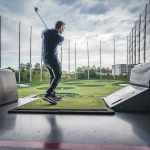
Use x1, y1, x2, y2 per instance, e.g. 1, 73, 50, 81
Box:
35, 11, 47, 28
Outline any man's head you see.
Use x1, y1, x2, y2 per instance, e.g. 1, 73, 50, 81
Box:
55, 21, 66, 34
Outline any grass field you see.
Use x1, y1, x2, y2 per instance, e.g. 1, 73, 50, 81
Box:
17, 96, 108, 110
16, 79, 128, 110
18, 79, 128, 98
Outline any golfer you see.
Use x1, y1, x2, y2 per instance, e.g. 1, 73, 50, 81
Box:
42, 21, 66, 104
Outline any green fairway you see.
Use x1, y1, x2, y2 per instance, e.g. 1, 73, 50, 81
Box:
17, 96, 107, 110
15, 79, 128, 111
18, 79, 128, 98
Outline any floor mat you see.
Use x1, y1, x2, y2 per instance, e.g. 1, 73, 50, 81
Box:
9, 96, 114, 115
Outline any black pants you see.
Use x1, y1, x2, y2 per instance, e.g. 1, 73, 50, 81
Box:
43, 58, 62, 96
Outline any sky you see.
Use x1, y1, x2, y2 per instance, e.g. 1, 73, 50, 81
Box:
0, 0, 149, 71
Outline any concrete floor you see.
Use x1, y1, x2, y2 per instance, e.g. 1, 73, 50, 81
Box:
0, 101, 150, 150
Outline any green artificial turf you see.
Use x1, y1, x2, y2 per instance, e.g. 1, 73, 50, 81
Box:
18, 79, 128, 98
14, 79, 129, 113
17, 96, 108, 110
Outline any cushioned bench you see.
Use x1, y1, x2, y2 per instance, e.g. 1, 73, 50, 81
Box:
0, 69, 18, 105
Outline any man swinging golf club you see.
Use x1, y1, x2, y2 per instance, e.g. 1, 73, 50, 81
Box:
34, 7, 65, 104
41, 21, 66, 104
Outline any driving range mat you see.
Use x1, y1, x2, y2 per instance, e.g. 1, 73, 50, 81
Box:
9, 96, 114, 114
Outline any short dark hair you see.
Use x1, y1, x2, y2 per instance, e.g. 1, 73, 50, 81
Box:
55, 21, 66, 29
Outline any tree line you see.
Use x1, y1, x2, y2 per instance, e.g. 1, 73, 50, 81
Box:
7, 62, 112, 82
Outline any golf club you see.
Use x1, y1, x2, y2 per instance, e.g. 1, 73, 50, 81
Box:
34, 7, 48, 28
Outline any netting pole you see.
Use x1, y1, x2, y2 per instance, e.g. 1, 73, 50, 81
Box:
132, 28, 133, 65
40, 57, 43, 83
18, 22, 21, 83
68, 40, 70, 79
134, 24, 136, 64
129, 33, 130, 66
0, 16, 1, 68
61, 44, 62, 64
87, 41, 90, 80
144, 4, 147, 63
113, 38, 116, 80
100, 40, 102, 80
75, 42, 77, 79
139, 14, 141, 64
127, 36, 129, 79
29, 26, 32, 82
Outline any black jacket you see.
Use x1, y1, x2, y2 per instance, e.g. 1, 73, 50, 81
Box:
41, 29, 64, 61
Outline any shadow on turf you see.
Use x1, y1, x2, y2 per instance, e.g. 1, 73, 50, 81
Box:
64, 82, 85, 85
76, 84, 105, 87
112, 81, 129, 86
37, 87, 75, 90
37, 93, 80, 97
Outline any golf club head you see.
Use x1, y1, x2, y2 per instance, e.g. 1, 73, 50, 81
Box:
34, 7, 38, 13
33, 6, 48, 28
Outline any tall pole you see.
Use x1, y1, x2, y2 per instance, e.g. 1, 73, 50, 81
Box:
68, 40, 70, 79
40, 56, 43, 82
100, 40, 102, 80
87, 41, 90, 80
132, 28, 133, 65
29, 26, 32, 82
75, 42, 77, 79
134, 24, 136, 64
129, 32, 131, 66
139, 14, 141, 64
144, 4, 147, 63
40, 33, 43, 82
113, 38, 116, 80
0, 16, 1, 68
18, 22, 21, 83
127, 36, 129, 79
61, 44, 62, 64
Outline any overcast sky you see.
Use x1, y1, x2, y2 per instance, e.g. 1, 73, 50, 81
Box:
0, 0, 149, 71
